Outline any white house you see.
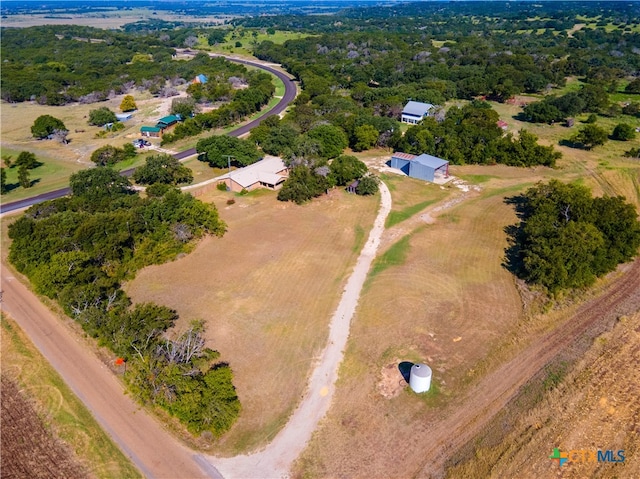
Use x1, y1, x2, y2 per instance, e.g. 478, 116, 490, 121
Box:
401, 101, 434, 124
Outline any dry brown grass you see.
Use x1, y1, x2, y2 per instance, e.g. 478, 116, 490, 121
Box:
290, 152, 639, 478
445, 312, 640, 479
292, 167, 534, 479
124, 187, 379, 454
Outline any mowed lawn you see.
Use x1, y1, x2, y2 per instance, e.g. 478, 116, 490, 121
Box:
124, 187, 379, 453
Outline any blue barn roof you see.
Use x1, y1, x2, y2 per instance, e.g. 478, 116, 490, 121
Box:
402, 101, 434, 117
413, 154, 448, 170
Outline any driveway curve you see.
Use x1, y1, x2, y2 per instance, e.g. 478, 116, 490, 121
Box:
209, 182, 392, 478
0, 55, 296, 214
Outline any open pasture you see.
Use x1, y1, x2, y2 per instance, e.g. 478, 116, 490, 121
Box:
291, 146, 640, 478
292, 166, 531, 478
125, 187, 379, 454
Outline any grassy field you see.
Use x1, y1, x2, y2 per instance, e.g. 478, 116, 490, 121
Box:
290, 116, 640, 477
197, 28, 314, 58
124, 186, 379, 454
1, 315, 142, 479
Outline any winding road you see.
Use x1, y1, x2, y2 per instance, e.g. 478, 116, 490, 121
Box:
0, 55, 296, 214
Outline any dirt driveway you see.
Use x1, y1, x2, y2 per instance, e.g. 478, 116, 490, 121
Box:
209, 181, 392, 478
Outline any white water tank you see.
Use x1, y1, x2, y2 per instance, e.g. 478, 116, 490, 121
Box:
409, 363, 432, 393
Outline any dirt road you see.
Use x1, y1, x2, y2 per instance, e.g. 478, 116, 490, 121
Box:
0, 263, 218, 479
209, 182, 392, 479
416, 259, 640, 478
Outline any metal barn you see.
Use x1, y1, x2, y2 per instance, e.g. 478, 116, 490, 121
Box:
390, 152, 449, 182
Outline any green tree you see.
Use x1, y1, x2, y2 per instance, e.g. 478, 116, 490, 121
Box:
1, 168, 6, 194
88, 107, 118, 126
506, 180, 640, 293
170, 97, 198, 118
570, 124, 609, 149
207, 29, 227, 46
196, 135, 261, 168
356, 174, 380, 196
31, 115, 66, 139
18, 165, 31, 188
15, 151, 39, 170
625, 78, 640, 94
133, 154, 193, 186
306, 125, 348, 159
90, 145, 126, 167
330, 155, 367, 186
353, 124, 379, 151
277, 165, 330, 204
611, 123, 636, 141
120, 95, 137, 112
70, 167, 134, 201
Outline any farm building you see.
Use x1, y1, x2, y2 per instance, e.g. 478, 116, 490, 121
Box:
222, 156, 288, 193
140, 115, 182, 137
390, 152, 449, 182
116, 112, 133, 121
140, 126, 161, 138
401, 101, 434, 124
156, 115, 181, 130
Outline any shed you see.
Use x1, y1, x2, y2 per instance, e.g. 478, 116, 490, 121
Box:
141, 126, 161, 138
116, 112, 133, 121
401, 101, 434, 124
347, 180, 360, 194
156, 115, 181, 130
391, 152, 449, 182
497, 120, 508, 131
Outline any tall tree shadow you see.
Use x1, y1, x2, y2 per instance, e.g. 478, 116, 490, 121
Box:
502, 193, 529, 278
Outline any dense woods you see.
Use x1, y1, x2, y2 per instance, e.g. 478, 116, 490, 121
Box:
8, 170, 240, 435
505, 181, 640, 293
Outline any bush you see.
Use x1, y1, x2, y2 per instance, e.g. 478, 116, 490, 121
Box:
120, 95, 137, 112
611, 123, 636, 141
88, 107, 117, 126
356, 174, 380, 196
31, 115, 66, 139
217, 182, 228, 191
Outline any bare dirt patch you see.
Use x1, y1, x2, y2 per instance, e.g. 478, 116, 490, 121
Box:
0, 375, 91, 479
124, 188, 379, 454
376, 362, 406, 399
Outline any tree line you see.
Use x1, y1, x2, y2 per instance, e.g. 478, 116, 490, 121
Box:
8, 168, 241, 435
505, 180, 640, 294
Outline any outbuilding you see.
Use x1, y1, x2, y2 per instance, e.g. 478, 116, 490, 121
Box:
401, 101, 434, 124
140, 126, 161, 138
116, 112, 133, 122
390, 152, 449, 182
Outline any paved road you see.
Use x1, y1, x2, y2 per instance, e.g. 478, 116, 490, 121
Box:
0, 263, 222, 479
0, 56, 296, 214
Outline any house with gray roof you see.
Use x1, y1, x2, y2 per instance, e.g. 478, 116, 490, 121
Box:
401, 101, 435, 124
220, 156, 288, 192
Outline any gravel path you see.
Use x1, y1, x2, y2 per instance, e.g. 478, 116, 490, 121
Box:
209, 181, 392, 479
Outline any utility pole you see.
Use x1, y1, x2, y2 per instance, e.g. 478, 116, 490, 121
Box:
224, 155, 235, 191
